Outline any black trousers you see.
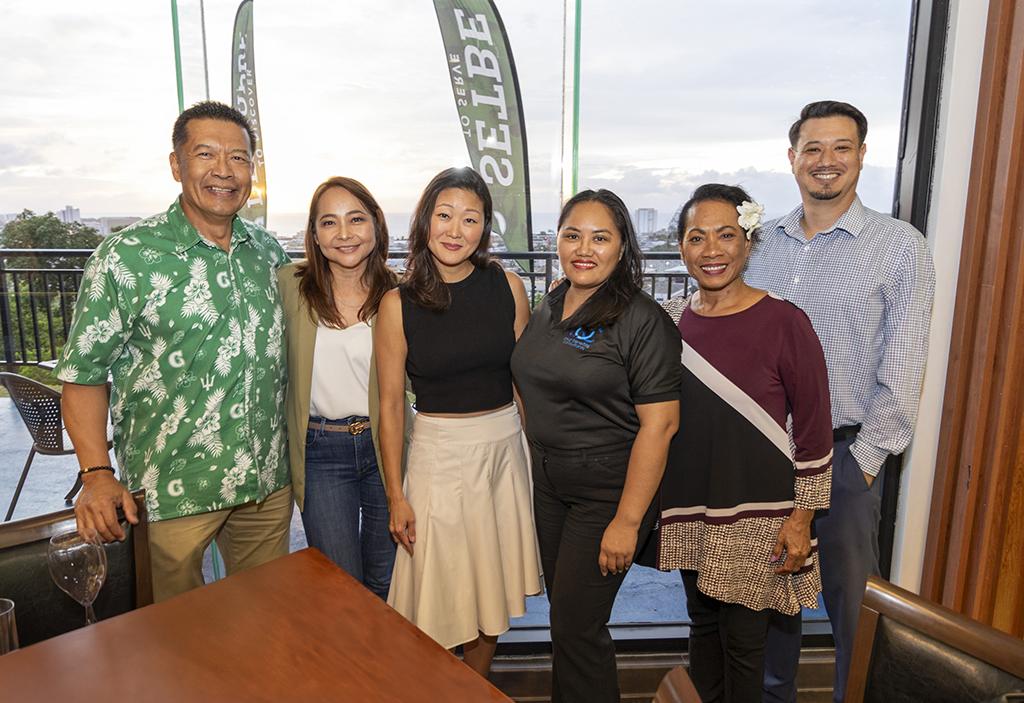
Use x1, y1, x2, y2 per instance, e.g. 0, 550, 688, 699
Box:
682, 570, 771, 703
531, 442, 656, 703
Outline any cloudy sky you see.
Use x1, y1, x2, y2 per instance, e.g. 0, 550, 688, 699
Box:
0, 0, 913, 237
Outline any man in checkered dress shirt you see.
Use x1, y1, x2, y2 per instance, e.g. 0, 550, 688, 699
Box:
744, 101, 935, 703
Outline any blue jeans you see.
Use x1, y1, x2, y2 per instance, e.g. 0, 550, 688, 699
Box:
302, 416, 395, 600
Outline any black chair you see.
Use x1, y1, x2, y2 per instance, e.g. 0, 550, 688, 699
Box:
0, 490, 152, 647
846, 576, 1024, 703
0, 371, 112, 521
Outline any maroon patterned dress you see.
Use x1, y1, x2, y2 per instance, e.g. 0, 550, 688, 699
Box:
658, 293, 832, 614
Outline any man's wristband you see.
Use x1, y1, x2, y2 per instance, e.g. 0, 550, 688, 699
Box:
79, 465, 116, 478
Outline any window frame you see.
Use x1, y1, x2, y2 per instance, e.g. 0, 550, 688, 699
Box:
496, 0, 949, 653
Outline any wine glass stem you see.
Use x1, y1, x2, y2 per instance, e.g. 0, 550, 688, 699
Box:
85, 604, 97, 625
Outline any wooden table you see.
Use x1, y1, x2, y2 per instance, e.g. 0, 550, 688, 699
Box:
0, 548, 513, 702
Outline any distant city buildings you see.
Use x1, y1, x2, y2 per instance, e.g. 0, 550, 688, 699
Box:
84, 216, 141, 235
56, 205, 81, 224
530, 231, 556, 251
667, 204, 684, 234
276, 230, 305, 250
1, 202, 684, 256
0, 207, 141, 235
634, 208, 657, 236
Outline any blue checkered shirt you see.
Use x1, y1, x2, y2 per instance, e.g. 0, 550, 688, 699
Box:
745, 197, 935, 476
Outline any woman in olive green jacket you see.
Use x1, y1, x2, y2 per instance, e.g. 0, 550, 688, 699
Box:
279, 176, 408, 600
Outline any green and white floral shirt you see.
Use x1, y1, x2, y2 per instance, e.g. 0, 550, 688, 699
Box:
56, 199, 290, 522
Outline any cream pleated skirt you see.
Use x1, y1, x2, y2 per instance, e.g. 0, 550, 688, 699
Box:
387, 404, 544, 649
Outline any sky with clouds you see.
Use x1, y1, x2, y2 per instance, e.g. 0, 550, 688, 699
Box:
0, 0, 913, 237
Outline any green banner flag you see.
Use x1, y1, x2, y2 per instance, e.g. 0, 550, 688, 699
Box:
231, 0, 267, 227
432, 0, 533, 270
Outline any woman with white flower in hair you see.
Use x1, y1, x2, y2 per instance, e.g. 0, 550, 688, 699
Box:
658, 184, 833, 703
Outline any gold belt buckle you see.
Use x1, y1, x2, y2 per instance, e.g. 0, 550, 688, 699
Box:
348, 420, 368, 435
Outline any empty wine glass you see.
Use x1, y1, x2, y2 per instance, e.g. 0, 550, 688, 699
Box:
47, 530, 107, 625
0, 598, 18, 654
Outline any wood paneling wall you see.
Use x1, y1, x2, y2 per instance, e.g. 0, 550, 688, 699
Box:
922, 0, 1024, 638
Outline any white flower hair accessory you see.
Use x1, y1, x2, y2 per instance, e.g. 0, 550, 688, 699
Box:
736, 201, 764, 240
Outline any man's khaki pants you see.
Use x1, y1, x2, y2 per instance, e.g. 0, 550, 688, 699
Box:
148, 486, 293, 602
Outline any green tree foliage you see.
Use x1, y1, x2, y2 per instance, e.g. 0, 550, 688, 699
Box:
0, 210, 102, 269
0, 211, 100, 363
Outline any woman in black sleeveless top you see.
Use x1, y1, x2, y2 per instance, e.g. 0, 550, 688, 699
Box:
375, 167, 542, 677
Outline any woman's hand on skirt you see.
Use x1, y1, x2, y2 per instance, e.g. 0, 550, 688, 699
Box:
599, 517, 638, 576
771, 510, 813, 574
389, 496, 417, 556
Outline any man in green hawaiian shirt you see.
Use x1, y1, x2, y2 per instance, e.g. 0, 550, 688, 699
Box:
56, 101, 292, 602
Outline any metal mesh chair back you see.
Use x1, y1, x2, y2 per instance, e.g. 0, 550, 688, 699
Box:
0, 372, 65, 453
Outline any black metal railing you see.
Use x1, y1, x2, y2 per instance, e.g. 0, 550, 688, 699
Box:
0, 248, 693, 366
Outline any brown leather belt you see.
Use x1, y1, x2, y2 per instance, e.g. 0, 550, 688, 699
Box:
308, 419, 370, 435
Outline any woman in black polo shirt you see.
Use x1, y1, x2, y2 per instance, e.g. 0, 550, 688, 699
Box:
511, 189, 681, 703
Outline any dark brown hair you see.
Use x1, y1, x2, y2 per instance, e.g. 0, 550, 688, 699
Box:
295, 177, 396, 328
788, 100, 868, 147
403, 167, 492, 311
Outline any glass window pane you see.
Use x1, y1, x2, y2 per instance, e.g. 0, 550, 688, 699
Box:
578, 0, 915, 226
1, 0, 914, 634
574, 0, 914, 626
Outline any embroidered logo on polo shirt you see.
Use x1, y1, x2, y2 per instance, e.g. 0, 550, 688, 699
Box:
563, 326, 604, 351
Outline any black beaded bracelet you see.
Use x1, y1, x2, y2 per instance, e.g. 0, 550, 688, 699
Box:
79, 465, 116, 478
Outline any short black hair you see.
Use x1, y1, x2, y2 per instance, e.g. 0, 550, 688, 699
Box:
677, 183, 759, 244
788, 100, 868, 147
171, 101, 256, 153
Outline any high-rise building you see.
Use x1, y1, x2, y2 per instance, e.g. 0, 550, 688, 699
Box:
634, 208, 657, 235
57, 206, 81, 224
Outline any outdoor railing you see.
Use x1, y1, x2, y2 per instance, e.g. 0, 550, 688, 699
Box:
0, 248, 693, 366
